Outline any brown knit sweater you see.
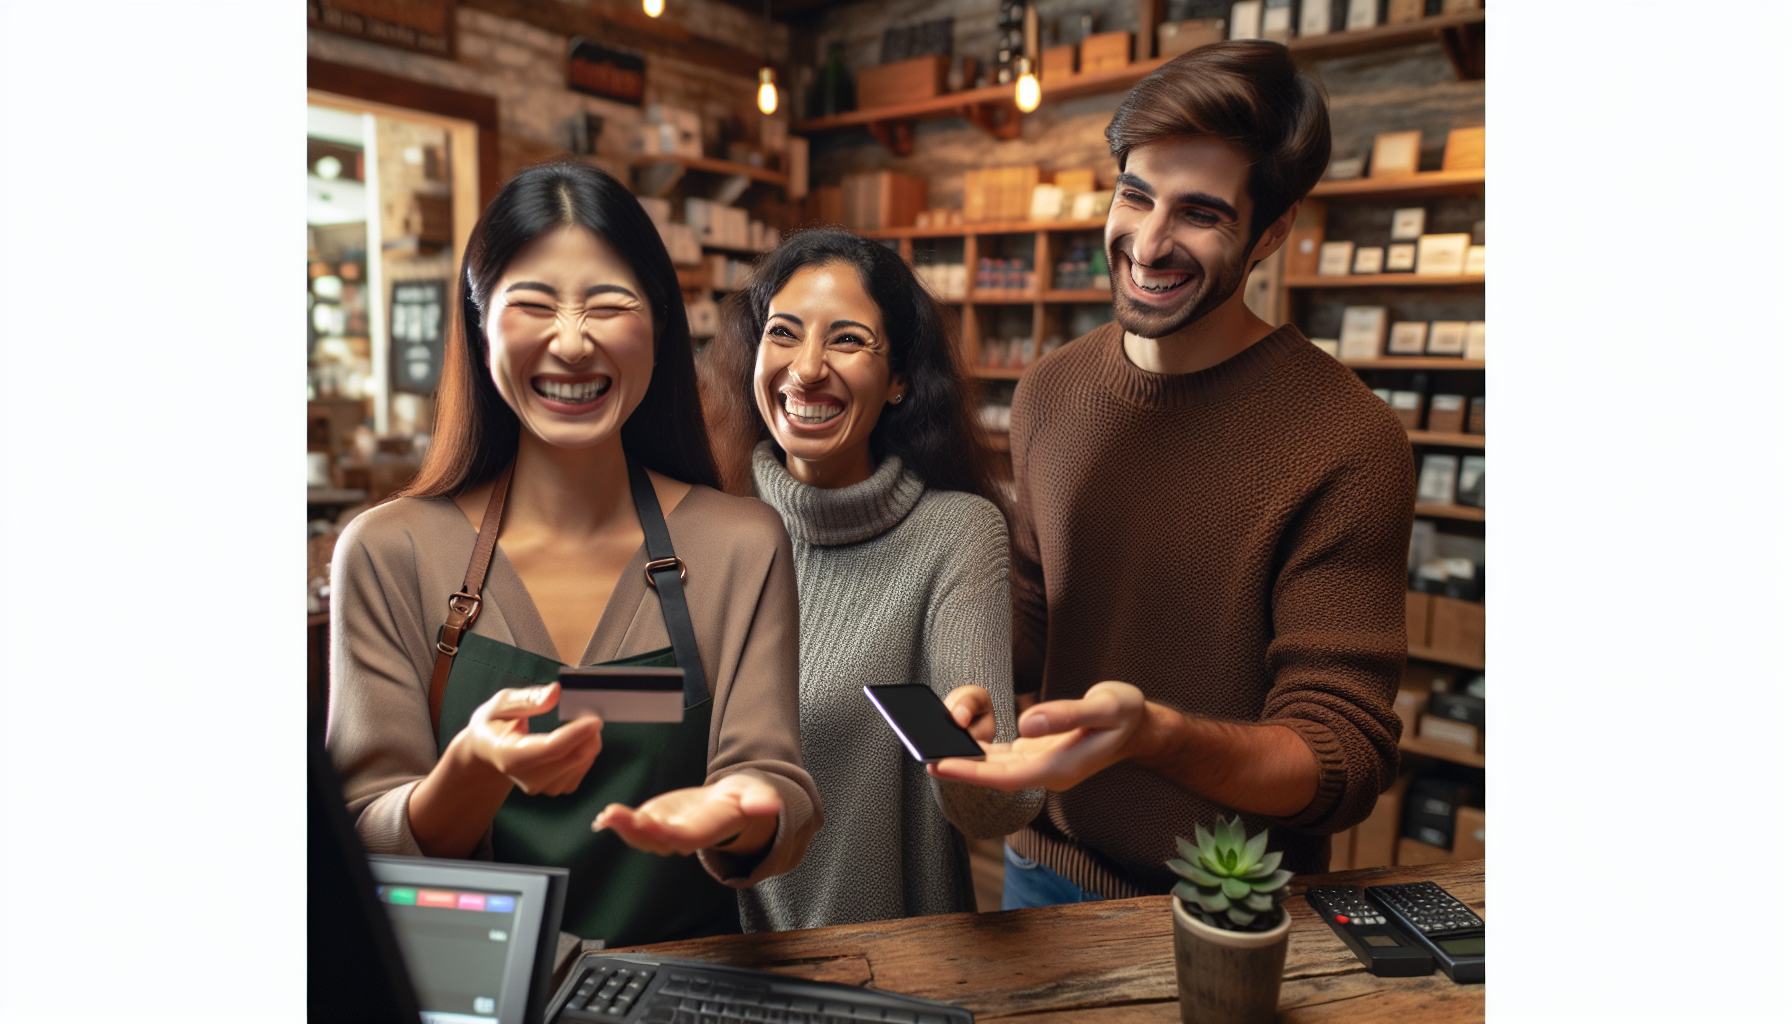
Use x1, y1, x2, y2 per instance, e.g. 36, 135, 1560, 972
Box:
1007, 322, 1415, 898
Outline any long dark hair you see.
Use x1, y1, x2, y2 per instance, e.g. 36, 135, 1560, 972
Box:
702, 227, 1005, 514
400, 161, 719, 498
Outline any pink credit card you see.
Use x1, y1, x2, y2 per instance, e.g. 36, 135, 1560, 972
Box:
556, 665, 686, 724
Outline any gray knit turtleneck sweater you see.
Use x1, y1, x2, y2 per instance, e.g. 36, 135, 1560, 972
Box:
739, 442, 1043, 931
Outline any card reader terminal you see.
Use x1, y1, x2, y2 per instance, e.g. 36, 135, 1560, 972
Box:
1365, 880, 1485, 984
1305, 886, 1436, 977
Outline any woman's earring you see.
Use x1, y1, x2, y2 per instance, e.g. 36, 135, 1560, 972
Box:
891, 393, 905, 404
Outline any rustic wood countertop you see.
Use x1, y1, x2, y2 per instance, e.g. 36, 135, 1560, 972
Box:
603, 859, 1485, 1022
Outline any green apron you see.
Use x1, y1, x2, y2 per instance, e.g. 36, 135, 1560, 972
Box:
425, 460, 739, 947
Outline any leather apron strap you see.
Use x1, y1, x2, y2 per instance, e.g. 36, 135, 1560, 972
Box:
627, 460, 708, 707
430, 459, 707, 732
429, 463, 514, 733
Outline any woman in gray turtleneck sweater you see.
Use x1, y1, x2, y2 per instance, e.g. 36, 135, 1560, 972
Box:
704, 228, 1042, 930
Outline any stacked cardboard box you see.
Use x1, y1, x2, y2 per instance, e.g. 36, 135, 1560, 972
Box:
806, 185, 844, 227
963, 166, 1041, 223
840, 171, 928, 232
857, 54, 950, 110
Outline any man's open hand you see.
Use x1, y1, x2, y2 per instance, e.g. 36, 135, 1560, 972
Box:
928, 681, 1150, 791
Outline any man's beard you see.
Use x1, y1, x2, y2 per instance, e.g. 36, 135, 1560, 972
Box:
1106, 238, 1250, 341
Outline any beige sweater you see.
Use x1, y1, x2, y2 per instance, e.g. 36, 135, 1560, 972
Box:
325, 483, 822, 888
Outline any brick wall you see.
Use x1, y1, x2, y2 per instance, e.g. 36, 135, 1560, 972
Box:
308, 4, 783, 182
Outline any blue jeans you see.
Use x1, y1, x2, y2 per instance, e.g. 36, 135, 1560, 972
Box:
1002, 843, 1107, 910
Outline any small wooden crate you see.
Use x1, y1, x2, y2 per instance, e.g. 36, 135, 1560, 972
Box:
1079, 31, 1133, 73
1443, 126, 1485, 170
856, 54, 950, 111
1040, 43, 1077, 83
1157, 18, 1226, 58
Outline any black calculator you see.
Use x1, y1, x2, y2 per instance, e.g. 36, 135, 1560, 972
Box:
1365, 880, 1485, 984
1305, 886, 1436, 977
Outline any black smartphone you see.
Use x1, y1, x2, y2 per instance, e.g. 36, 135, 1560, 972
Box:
863, 684, 986, 763
556, 666, 685, 723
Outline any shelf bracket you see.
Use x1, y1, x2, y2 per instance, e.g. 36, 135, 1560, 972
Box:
960, 101, 1022, 141
635, 160, 687, 198
1438, 21, 1484, 81
866, 120, 914, 156
709, 173, 751, 206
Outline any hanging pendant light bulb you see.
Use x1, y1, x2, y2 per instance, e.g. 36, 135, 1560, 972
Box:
643, 0, 664, 17
1014, 56, 1040, 113
757, 67, 779, 115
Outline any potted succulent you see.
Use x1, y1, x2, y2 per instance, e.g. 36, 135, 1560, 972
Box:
1166, 816, 1295, 1024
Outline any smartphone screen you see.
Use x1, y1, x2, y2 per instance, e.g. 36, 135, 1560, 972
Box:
863, 685, 986, 763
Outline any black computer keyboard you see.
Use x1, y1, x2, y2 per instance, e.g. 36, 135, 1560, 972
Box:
548, 954, 973, 1024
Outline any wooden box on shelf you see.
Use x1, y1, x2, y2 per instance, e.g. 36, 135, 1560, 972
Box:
1285, 199, 1327, 277
964, 166, 1041, 223
308, 398, 369, 455
1443, 126, 1485, 170
856, 54, 950, 110
1387, 0, 1426, 23
842, 170, 927, 232
1080, 31, 1133, 73
1395, 836, 1454, 867
1394, 682, 1429, 739
1404, 589, 1431, 651
1417, 713, 1480, 751
1454, 806, 1486, 860
1351, 771, 1413, 869
1040, 44, 1077, 82
1429, 595, 1485, 666
1157, 18, 1227, 57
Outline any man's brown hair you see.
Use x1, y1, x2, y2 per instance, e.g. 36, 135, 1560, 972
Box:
1106, 41, 1331, 241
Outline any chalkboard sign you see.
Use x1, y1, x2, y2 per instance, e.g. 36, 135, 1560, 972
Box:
567, 38, 646, 107
390, 279, 447, 394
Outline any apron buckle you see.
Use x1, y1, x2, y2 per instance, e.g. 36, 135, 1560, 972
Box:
446, 591, 483, 624
644, 557, 687, 588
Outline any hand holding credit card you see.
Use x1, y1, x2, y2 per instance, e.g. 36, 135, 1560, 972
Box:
556, 666, 686, 723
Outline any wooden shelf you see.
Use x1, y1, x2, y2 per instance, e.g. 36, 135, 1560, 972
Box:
1287, 273, 1483, 288
1288, 10, 1486, 64
1408, 431, 1484, 448
792, 11, 1483, 142
985, 431, 1012, 453
627, 153, 786, 187
700, 242, 769, 258
308, 486, 368, 506
972, 367, 1029, 380
1399, 734, 1484, 769
864, 218, 1108, 240
1038, 58, 1170, 102
794, 82, 1015, 134
1409, 643, 1485, 671
1307, 168, 1484, 201
1416, 503, 1484, 522
969, 290, 1039, 304
1039, 288, 1111, 303
1341, 357, 1483, 370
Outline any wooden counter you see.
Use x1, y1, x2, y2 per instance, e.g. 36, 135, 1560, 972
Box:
602, 859, 1484, 1022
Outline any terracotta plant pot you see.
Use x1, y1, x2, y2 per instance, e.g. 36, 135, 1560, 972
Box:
1170, 896, 1291, 1024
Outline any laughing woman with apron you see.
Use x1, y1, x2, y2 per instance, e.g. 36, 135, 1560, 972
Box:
326, 162, 821, 947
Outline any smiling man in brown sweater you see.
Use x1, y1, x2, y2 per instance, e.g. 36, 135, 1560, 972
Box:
931, 42, 1415, 904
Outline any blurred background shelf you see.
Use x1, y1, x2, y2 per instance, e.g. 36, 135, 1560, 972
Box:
1288, 274, 1483, 288
1416, 503, 1484, 522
